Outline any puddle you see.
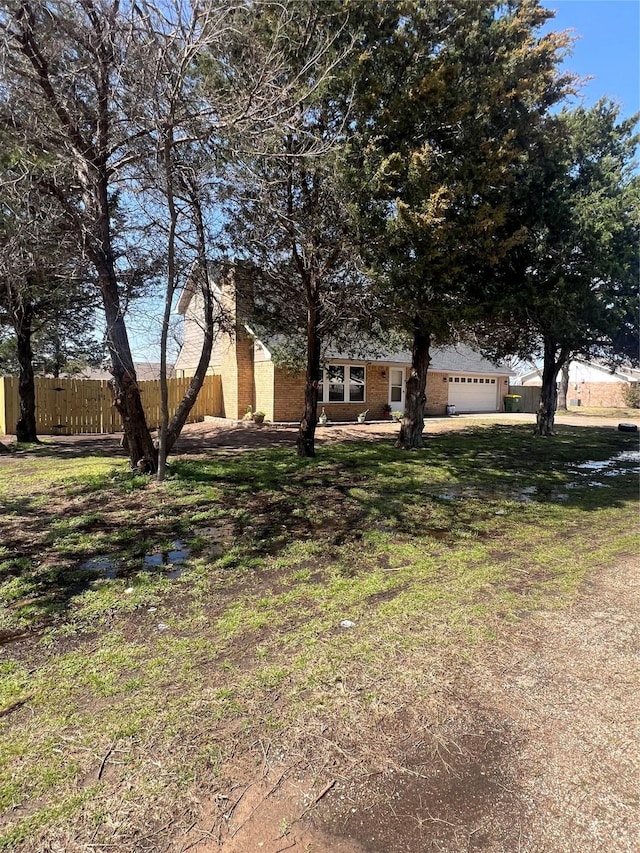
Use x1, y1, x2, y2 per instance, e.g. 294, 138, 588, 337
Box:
143, 541, 190, 579
516, 486, 537, 504
82, 555, 118, 580
82, 541, 190, 581
571, 449, 640, 477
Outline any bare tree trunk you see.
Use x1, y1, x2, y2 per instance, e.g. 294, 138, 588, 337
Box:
156, 126, 178, 482
101, 264, 156, 470
93, 160, 155, 470
297, 298, 321, 458
165, 259, 216, 456
51, 324, 63, 378
164, 179, 221, 457
14, 297, 38, 443
7, 1, 155, 469
397, 321, 430, 450
557, 357, 570, 411
534, 340, 568, 436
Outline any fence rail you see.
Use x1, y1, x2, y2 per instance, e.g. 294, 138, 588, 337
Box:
0, 374, 222, 436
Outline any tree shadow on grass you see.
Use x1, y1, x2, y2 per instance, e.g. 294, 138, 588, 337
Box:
3, 435, 127, 458
1, 424, 636, 635
157, 426, 640, 596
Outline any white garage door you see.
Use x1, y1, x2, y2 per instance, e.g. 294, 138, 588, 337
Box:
448, 376, 498, 412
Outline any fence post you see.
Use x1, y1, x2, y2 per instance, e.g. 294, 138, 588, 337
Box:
0, 377, 6, 435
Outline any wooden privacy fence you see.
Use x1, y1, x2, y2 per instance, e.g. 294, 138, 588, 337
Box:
507, 385, 540, 413
0, 375, 223, 435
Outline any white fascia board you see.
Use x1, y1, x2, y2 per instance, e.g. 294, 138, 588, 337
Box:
243, 324, 272, 360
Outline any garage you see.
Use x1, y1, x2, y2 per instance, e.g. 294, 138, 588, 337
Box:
447, 375, 499, 412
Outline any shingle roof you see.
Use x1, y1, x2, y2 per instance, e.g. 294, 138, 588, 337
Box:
323, 343, 508, 375
72, 362, 175, 381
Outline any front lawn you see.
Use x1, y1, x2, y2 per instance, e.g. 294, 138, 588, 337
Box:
0, 424, 637, 851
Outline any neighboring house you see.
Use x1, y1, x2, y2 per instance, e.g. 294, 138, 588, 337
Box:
174, 266, 510, 421
72, 362, 175, 381
517, 359, 639, 408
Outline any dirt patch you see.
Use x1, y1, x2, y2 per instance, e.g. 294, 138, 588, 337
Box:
464, 556, 640, 853
178, 557, 640, 853
312, 719, 524, 853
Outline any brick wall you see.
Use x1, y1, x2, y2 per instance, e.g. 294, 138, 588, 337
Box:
273, 367, 307, 421
274, 363, 401, 422
570, 382, 630, 408
425, 371, 449, 415
211, 266, 258, 419
254, 361, 275, 421
364, 365, 391, 419
235, 329, 254, 419
271, 364, 459, 421
219, 330, 238, 419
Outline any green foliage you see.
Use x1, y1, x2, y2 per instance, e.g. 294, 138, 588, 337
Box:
0, 321, 104, 378
624, 385, 640, 409
347, 0, 573, 341
476, 100, 639, 432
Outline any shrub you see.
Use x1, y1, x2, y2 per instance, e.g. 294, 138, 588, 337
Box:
623, 385, 640, 408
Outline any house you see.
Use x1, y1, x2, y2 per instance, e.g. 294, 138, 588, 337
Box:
174, 265, 511, 421
517, 359, 639, 408
70, 362, 175, 381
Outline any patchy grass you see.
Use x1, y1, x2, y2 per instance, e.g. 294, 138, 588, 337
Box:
0, 423, 638, 851
562, 406, 639, 418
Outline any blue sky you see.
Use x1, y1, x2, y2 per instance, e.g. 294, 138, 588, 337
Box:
541, 0, 639, 120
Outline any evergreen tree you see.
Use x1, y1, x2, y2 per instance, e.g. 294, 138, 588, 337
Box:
347, 0, 572, 447
479, 101, 639, 435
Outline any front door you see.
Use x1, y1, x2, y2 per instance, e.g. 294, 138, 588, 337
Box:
389, 368, 405, 413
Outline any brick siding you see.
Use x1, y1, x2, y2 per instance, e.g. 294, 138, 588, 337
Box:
254, 361, 275, 421
273, 367, 307, 421
425, 371, 449, 415
569, 382, 631, 408
269, 365, 466, 422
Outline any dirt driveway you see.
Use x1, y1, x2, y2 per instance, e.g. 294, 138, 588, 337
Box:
166, 413, 639, 853
164, 411, 640, 455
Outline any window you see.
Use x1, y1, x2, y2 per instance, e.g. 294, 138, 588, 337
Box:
350, 366, 365, 402
328, 366, 345, 401
320, 365, 367, 403
390, 368, 403, 402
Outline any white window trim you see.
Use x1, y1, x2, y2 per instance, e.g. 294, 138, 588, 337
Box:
319, 364, 366, 403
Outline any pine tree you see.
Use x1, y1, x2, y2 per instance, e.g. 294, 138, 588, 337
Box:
347, 0, 572, 447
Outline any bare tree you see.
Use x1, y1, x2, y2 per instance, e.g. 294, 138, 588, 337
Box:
222, 0, 367, 457
1, 0, 348, 468
0, 0, 162, 466
0, 142, 92, 441
125, 0, 239, 479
